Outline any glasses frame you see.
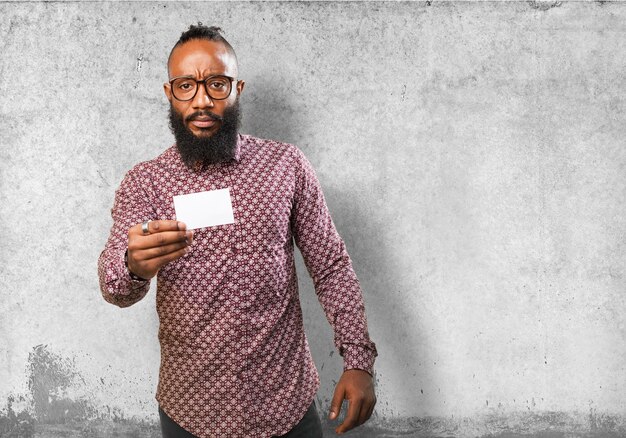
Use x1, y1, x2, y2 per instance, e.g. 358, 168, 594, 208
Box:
168, 74, 238, 102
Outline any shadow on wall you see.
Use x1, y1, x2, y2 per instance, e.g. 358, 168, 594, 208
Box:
326, 183, 426, 422
240, 75, 308, 145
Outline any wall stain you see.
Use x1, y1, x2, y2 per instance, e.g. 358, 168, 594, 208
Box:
28, 344, 92, 424
0, 395, 35, 438
133, 53, 144, 89
324, 411, 626, 437
1, 345, 161, 437
527, 1, 563, 11
135, 53, 144, 73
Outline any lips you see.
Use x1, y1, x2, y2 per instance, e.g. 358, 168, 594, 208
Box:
190, 118, 217, 128
187, 112, 222, 130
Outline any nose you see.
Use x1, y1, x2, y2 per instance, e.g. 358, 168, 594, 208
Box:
191, 82, 214, 109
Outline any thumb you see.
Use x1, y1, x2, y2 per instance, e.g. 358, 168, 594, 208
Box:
329, 380, 345, 420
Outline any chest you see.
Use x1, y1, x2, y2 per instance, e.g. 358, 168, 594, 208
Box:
149, 161, 296, 253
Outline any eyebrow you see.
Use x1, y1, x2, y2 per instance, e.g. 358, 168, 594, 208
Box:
168, 73, 230, 81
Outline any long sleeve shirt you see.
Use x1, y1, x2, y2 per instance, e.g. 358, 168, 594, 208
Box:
97, 134, 377, 438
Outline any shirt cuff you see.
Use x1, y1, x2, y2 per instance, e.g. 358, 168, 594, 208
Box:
341, 344, 377, 376
124, 269, 150, 289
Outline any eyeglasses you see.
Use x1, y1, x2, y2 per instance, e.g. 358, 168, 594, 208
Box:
169, 75, 237, 101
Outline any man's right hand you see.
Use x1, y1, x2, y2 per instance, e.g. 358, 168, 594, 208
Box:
126, 220, 193, 280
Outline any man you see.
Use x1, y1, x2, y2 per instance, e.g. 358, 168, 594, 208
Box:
98, 24, 377, 438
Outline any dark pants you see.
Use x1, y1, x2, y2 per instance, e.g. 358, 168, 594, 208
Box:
159, 401, 323, 438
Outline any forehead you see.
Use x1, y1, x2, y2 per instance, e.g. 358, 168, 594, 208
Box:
168, 39, 238, 78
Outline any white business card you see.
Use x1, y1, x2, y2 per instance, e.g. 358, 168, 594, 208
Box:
173, 188, 235, 230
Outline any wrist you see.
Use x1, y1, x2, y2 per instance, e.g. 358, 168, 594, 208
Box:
124, 249, 148, 282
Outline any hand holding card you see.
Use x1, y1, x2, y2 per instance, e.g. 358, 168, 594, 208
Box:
126, 220, 193, 280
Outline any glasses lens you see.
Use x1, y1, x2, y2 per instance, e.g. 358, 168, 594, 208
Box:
172, 78, 197, 101
206, 76, 232, 100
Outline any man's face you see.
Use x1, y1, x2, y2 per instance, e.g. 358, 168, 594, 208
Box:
164, 39, 245, 139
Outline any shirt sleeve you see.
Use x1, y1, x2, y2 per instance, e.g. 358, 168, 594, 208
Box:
97, 167, 154, 308
290, 148, 378, 375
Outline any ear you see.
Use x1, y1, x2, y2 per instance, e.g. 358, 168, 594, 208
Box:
163, 82, 172, 102
236, 80, 245, 96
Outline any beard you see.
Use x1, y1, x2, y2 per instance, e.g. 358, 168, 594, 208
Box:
168, 99, 241, 168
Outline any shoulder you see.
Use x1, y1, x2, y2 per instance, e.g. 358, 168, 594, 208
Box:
123, 145, 180, 182
239, 134, 307, 165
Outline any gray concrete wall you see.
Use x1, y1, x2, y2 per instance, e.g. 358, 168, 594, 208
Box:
1, 2, 625, 437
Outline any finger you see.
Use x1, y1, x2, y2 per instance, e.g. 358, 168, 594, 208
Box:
149, 220, 186, 233
134, 240, 190, 261
129, 230, 191, 250
128, 245, 190, 280
336, 398, 363, 434
150, 246, 190, 270
130, 220, 186, 236
329, 383, 345, 420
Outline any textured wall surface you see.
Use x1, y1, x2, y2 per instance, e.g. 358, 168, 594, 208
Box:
1, 2, 625, 437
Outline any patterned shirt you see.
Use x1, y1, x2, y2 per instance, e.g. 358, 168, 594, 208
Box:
98, 135, 377, 438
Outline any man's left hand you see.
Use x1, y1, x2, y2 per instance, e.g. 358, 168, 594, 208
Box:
328, 369, 376, 434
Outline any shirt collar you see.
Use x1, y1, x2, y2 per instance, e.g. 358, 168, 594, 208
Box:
232, 135, 242, 162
